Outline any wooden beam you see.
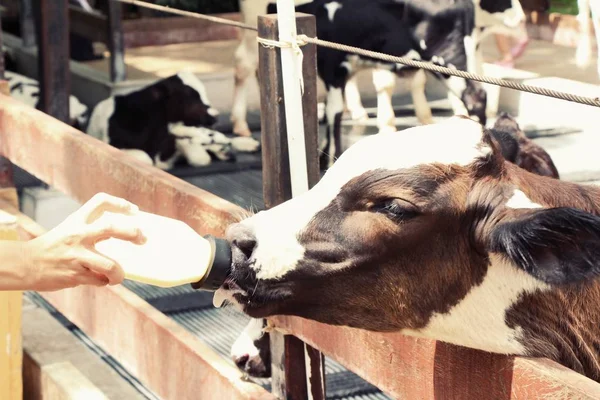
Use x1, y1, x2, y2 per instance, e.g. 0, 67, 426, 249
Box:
34, 0, 70, 123
0, 70, 23, 400
19, 0, 36, 47
272, 316, 600, 399
22, 299, 148, 400
68, 6, 108, 44
106, 1, 126, 82
1, 204, 275, 400
258, 12, 325, 400
121, 14, 242, 48
0, 212, 23, 400
24, 359, 110, 400
0, 94, 242, 236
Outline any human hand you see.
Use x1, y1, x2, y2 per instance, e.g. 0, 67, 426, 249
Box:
24, 192, 146, 291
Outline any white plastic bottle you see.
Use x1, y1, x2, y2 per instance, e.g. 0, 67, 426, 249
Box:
93, 211, 231, 289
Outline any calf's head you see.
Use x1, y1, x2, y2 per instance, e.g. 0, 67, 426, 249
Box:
461, 80, 487, 126
158, 71, 219, 128
220, 116, 600, 357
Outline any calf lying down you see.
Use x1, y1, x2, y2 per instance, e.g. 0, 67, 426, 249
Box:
221, 116, 600, 384
5, 70, 89, 129
86, 71, 259, 169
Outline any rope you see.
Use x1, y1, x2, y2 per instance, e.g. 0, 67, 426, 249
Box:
111, 0, 600, 109
298, 35, 600, 109
113, 0, 257, 31
257, 37, 306, 94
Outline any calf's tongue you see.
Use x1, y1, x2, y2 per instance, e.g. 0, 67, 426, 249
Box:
213, 288, 228, 308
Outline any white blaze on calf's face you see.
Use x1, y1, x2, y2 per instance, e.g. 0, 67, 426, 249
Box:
238, 117, 492, 281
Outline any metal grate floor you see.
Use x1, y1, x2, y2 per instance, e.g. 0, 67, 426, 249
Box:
122, 280, 390, 400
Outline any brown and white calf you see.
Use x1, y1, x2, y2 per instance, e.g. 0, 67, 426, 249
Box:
220, 116, 600, 382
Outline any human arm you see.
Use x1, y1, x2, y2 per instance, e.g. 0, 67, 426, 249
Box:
0, 193, 146, 291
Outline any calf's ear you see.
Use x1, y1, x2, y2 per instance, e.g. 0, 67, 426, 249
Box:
489, 207, 600, 285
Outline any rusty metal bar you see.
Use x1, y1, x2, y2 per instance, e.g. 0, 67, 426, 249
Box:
0, 90, 275, 399
34, 0, 70, 123
106, 0, 126, 82
258, 12, 325, 400
0, 94, 243, 236
272, 316, 600, 399
19, 0, 36, 47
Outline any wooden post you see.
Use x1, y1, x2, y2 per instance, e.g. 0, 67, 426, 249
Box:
106, 0, 126, 82
20, 0, 36, 47
258, 12, 325, 400
0, 25, 23, 396
0, 212, 23, 400
34, 0, 71, 123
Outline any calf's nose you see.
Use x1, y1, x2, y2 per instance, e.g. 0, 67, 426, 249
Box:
226, 223, 258, 263
234, 354, 250, 369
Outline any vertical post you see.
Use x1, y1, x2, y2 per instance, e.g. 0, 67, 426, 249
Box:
258, 12, 325, 400
107, 0, 126, 82
34, 0, 71, 123
0, 26, 23, 399
20, 0, 36, 47
275, 0, 309, 198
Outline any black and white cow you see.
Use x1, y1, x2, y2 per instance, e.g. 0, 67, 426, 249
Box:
232, 0, 527, 147
86, 71, 259, 169
266, 0, 487, 169
5, 71, 89, 130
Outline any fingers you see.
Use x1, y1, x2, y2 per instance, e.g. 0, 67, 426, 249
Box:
75, 269, 111, 287
78, 251, 124, 285
83, 216, 146, 245
78, 192, 140, 224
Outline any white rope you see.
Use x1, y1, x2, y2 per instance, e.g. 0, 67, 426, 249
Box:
257, 36, 307, 95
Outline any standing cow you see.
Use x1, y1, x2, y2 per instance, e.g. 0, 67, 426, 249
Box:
231, 0, 370, 137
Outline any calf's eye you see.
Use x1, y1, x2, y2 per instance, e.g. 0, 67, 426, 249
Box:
369, 199, 419, 222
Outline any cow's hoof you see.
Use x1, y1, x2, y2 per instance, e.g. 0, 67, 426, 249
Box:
231, 137, 260, 153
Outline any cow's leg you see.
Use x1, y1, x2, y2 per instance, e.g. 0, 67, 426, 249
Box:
231, 34, 257, 137
576, 0, 593, 68
344, 76, 368, 121
373, 68, 397, 133
408, 69, 433, 125
589, 0, 600, 78
445, 76, 470, 118
320, 86, 345, 170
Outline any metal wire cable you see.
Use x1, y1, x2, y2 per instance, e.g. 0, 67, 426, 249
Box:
297, 35, 600, 109
113, 0, 600, 109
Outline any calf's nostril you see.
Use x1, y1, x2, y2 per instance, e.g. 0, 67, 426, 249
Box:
234, 354, 250, 369
234, 238, 257, 260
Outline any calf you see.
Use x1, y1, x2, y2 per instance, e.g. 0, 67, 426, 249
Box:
232, 0, 527, 146
86, 71, 259, 169
5, 71, 89, 130
228, 113, 561, 378
231, 0, 368, 137
490, 112, 559, 179
266, 0, 488, 169
221, 116, 600, 383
